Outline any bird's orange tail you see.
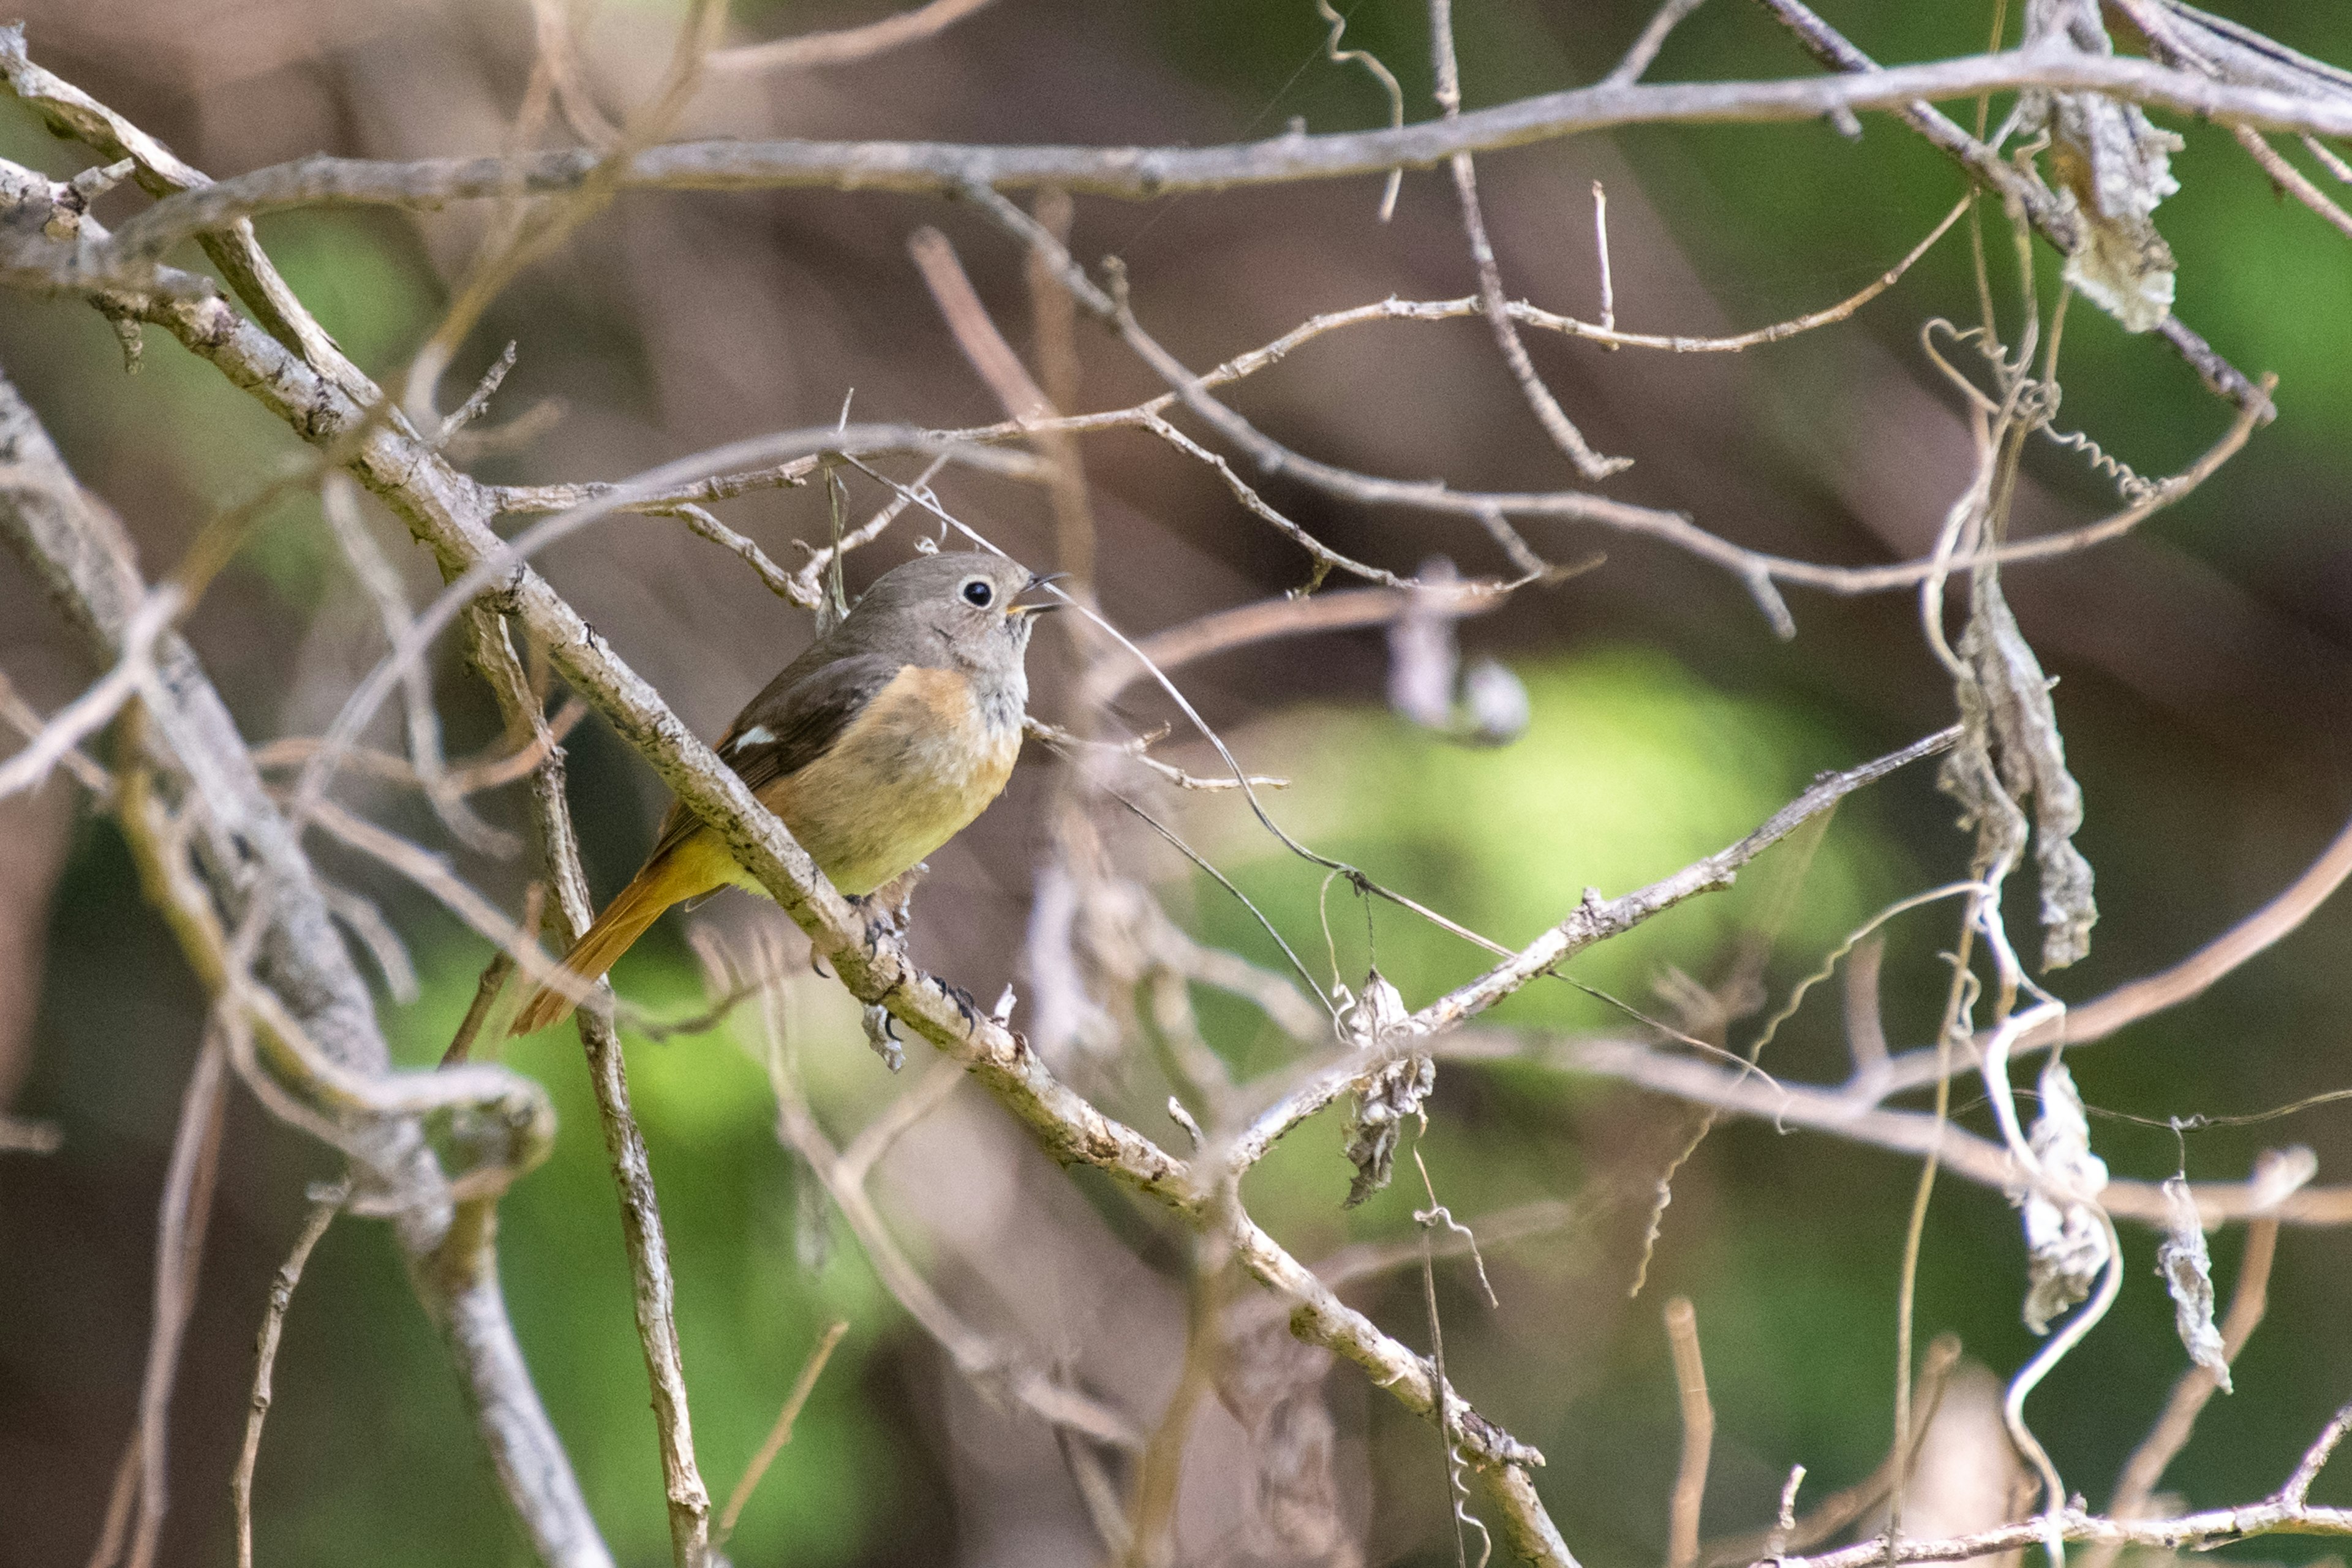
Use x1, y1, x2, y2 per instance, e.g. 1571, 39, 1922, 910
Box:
509, 832, 734, 1036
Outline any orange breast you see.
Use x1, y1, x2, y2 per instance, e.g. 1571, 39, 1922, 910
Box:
753, 666, 1022, 896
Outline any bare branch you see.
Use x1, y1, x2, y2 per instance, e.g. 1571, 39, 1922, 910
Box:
714, 1319, 850, 1547
460, 608, 711, 1568
1607, 0, 1713, 87
1430, 0, 1629, 481
0, 586, 178, 801
1403, 724, 1961, 1042
1664, 1298, 1715, 1568
710, 0, 998, 75
1469, 1030, 2352, 1227
232, 1183, 345, 1568
1880, 804, 2352, 1096
0, 363, 606, 1566
66, 50, 2352, 272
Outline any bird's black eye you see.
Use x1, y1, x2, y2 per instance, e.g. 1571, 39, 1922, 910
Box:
960, 578, 994, 608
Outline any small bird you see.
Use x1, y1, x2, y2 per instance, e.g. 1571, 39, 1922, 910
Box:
511, 551, 1055, 1035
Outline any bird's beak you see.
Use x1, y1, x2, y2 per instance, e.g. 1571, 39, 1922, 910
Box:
1010, 571, 1071, 616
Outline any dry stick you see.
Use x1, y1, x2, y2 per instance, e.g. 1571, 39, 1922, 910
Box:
463, 609, 713, 1568
1593, 182, 1616, 339
250, 696, 590, 796
488, 435, 1044, 524
0, 668, 112, 796
1841, 935, 1891, 1088
85, 46, 2352, 289
525, 0, 619, 149
1664, 1298, 1715, 1568
319, 877, 421, 1003
1094, 581, 1508, 705
1023, 716, 1289, 792
230, 1183, 347, 1568
665, 502, 804, 602
445, 882, 548, 1067
911, 225, 1050, 418
710, 0, 998, 74
1748, 1416, 2352, 1568
90, 1030, 228, 1568
320, 472, 511, 856
1429, 0, 1630, 481
0, 587, 179, 800
2233, 124, 2352, 239
1606, 0, 1714, 86
1223, 723, 1959, 1175
301, 797, 590, 1010
0, 26, 371, 401
962, 181, 2245, 643
713, 1319, 851, 1548
2081, 1217, 2283, 1568
2305, 132, 2352, 183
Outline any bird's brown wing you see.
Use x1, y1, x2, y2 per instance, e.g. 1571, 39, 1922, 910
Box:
643, 651, 909, 863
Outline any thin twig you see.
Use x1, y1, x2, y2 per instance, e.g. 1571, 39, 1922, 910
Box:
1607, 0, 1713, 86
461, 608, 712, 1568
1430, 0, 1630, 480
2233, 123, 2352, 238
0, 587, 178, 801
444, 883, 546, 1066
714, 1319, 850, 1548
231, 1182, 346, 1568
1664, 1297, 1715, 1568
710, 0, 998, 74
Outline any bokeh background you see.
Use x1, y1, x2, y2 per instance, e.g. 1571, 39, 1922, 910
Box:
4, 1, 2352, 1564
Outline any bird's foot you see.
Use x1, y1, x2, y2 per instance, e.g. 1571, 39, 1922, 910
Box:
851, 863, 926, 951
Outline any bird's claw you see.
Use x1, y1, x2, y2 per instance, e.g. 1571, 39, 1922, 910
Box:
861, 1003, 904, 1071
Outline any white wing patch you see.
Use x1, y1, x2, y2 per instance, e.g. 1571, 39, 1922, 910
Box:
729, 725, 774, 753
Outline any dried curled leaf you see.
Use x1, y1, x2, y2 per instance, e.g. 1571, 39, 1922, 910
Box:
2157, 1175, 2231, 1392
2026, 0, 2184, 333
1940, 573, 2098, 969
1340, 970, 1433, 1207
861, 1001, 904, 1072
2018, 1060, 2111, 1334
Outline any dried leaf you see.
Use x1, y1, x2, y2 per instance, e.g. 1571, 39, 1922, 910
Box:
2157, 1175, 2231, 1392
1340, 970, 1432, 1207
1940, 573, 2098, 969
2018, 1061, 2111, 1334
2026, 0, 2184, 333
861, 1002, 904, 1072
